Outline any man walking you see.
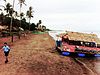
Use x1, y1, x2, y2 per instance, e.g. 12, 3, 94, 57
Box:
2, 42, 10, 63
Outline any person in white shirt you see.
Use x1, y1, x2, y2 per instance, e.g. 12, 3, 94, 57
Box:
2, 42, 10, 63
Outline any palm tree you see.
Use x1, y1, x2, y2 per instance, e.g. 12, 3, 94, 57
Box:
9, 8, 15, 17
4, 0, 6, 2
18, 0, 26, 7
0, 5, 5, 11
14, 11, 18, 19
20, 12, 24, 20
26, 6, 33, 30
0, 8, 2, 14
1, 0, 15, 42
4, 3, 12, 17
36, 20, 42, 31
18, 0, 26, 39
20, 12, 24, 27
18, 0, 26, 27
10, 0, 15, 42
0, 12, 4, 25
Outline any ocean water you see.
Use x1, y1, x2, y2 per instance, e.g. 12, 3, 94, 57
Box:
48, 30, 66, 40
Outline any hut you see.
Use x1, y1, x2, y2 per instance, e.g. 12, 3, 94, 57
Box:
0, 25, 8, 31
0, 25, 5, 31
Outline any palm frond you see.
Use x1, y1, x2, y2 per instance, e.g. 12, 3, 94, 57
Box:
0, 9, 2, 11
4, 0, 6, 2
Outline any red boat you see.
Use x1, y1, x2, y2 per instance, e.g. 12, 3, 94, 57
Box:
56, 31, 100, 57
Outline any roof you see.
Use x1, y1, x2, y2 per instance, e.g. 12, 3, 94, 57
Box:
63, 31, 100, 44
0, 25, 4, 29
0, 25, 8, 30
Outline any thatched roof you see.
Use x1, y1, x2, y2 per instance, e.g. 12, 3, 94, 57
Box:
0, 25, 8, 30
0, 25, 5, 29
64, 31, 100, 44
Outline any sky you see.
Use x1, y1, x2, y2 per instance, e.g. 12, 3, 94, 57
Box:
1, 0, 100, 33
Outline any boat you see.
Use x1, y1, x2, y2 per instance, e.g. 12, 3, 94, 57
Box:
56, 31, 100, 57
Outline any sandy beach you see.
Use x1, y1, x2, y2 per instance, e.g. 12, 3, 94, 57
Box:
0, 33, 99, 75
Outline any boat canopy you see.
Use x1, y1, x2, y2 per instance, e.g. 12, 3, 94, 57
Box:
63, 31, 100, 44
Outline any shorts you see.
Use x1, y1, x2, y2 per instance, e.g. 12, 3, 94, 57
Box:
4, 51, 9, 56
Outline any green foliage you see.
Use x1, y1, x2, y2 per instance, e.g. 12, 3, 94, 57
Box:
21, 18, 28, 30
30, 23, 36, 31
20, 12, 24, 19
4, 3, 12, 16
3, 17, 11, 26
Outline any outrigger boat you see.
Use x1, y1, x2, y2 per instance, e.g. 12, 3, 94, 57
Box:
56, 31, 100, 57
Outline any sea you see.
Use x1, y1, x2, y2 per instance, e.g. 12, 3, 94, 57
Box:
48, 30, 66, 40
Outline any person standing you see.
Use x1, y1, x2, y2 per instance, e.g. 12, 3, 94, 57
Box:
56, 36, 62, 47
2, 42, 10, 63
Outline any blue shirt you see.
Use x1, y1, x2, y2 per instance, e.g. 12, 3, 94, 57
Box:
2, 45, 10, 52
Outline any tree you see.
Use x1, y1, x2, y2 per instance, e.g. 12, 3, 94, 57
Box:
18, 0, 26, 27
3, 0, 6, 1
14, 11, 19, 19
0, 12, 4, 25
42, 25, 46, 31
26, 6, 33, 30
0, 5, 5, 13
38, 20, 41, 26
18, 0, 26, 7
36, 20, 42, 31
10, 0, 15, 42
21, 18, 27, 30
20, 12, 24, 20
4, 3, 12, 17
30, 23, 36, 31
3, 16, 11, 26
9, 8, 15, 17
0, 8, 2, 11
36, 20, 41, 27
